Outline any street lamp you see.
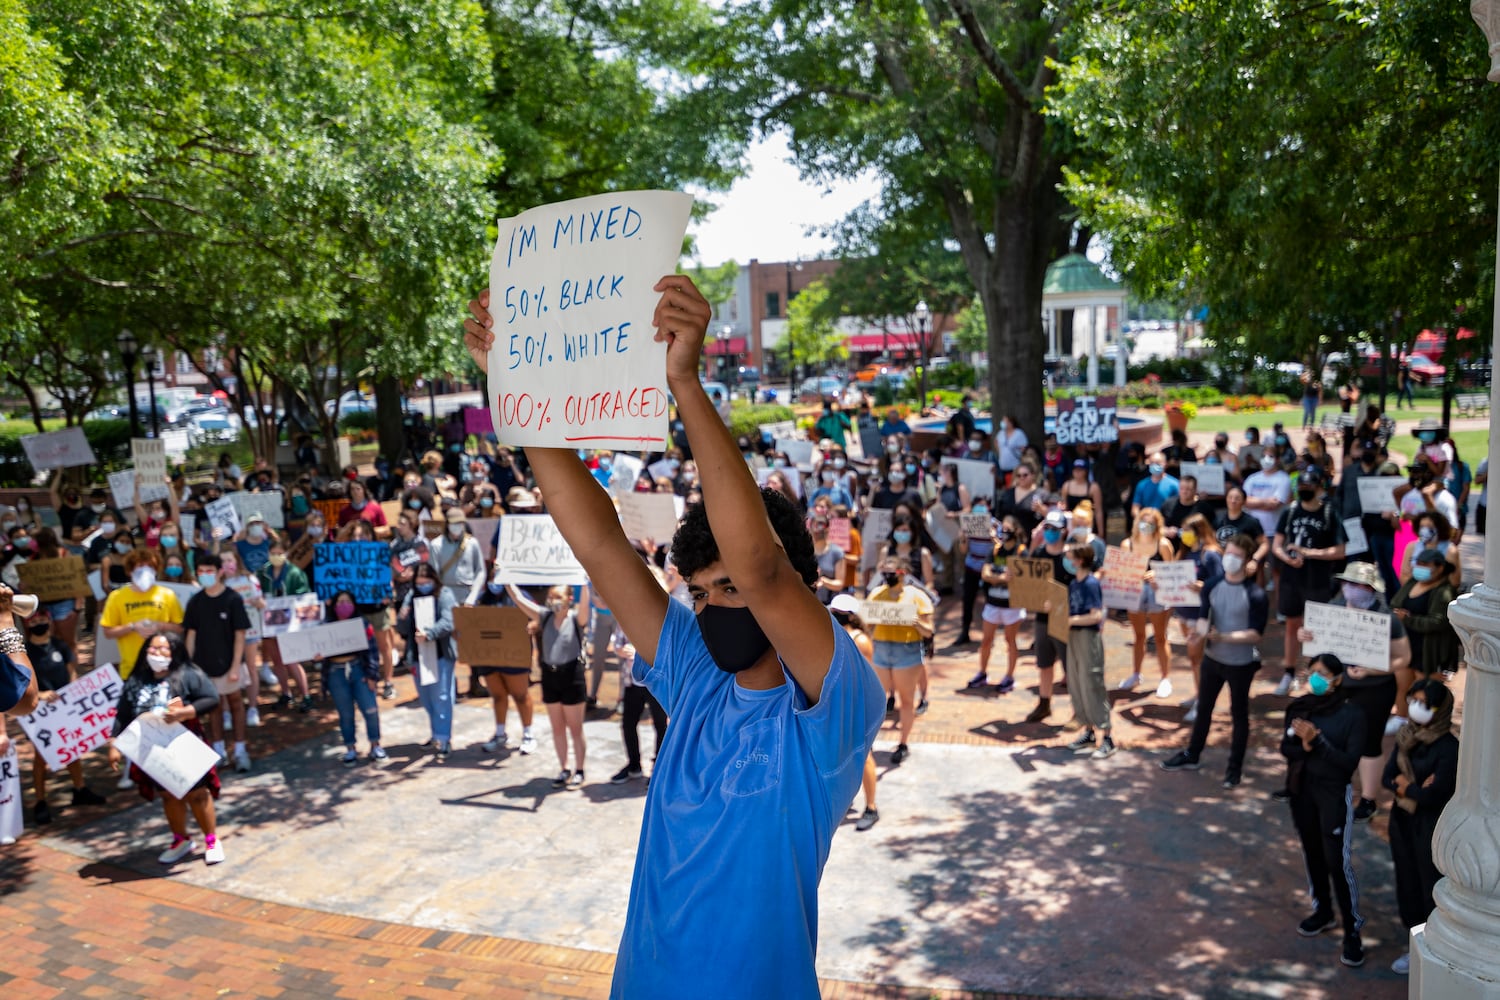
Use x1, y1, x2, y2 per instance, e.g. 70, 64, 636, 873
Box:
140, 345, 161, 436
914, 299, 930, 409
117, 329, 141, 438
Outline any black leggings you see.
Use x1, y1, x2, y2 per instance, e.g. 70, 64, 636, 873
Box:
1290, 784, 1362, 934
960, 566, 982, 637
621, 685, 667, 770
1187, 656, 1258, 772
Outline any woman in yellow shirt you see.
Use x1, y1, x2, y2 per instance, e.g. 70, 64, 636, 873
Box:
865, 554, 934, 765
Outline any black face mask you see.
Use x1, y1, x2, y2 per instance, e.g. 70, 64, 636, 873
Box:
882, 572, 902, 587
696, 604, 771, 674
27, 624, 49, 637
1297, 486, 1317, 501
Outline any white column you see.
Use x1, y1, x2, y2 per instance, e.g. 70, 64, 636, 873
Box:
1411, 22, 1500, 986
1087, 307, 1100, 389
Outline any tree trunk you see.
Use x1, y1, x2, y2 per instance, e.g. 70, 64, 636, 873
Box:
374, 375, 406, 462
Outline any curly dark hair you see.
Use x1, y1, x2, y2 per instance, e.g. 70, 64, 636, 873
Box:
671, 487, 818, 589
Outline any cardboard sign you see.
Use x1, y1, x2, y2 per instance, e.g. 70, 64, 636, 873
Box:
1357, 477, 1404, 515
492, 514, 587, 586
16, 665, 122, 771
463, 406, 494, 436
204, 496, 242, 539
618, 492, 681, 543
1046, 581, 1071, 645
959, 513, 993, 538
607, 454, 644, 500
20, 427, 96, 470
924, 504, 957, 551
113, 712, 221, 800
287, 531, 316, 570
313, 541, 392, 604
827, 516, 852, 550
758, 420, 796, 441
1303, 601, 1393, 672
486, 190, 694, 448
1053, 395, 1118, 446
454, 606, 533, 667
1180, 462, 1226, 496
858, 599, 918, 627
230, 491, 285, 530
0, 746, 20, 844
859, 509, 893, 570
1343, 518, 1369, 557
313, 498, 350, 527
941, 457, 996, 507
775, 439, 816, 471
1006, 557, 1056, 612
1099, 546, 1149, 611
16, 555, 87, 602
1150, 559, 1199, 608
131, 437, 168, 487
261, 594, 324, 637
274, 618, 369, 663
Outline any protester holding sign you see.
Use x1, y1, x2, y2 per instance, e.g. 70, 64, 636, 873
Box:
469, 586, 537, 756
108, 631, 225, 865
22, 611, 107, 825
336, 520, 398, 702
507, 582, 592, 788
969, 517, 1028, 692
1397, 510, 1463, 591
1297, 562, 1410, 823
27, 527, 83, 662
312, 591, 386, 765
100, 548, 185, 681
395, 563, 457, 759
133, 474, 182, 549
1174, 513, 1224, 715
338, 481, 388, 535
233, 512, 277, 575
1270, 465, 1347, 698
865, 554, 934, 767
1119, 509, 1177, 700
1057, 546, 1114, 759
1390, 548, 1460, 680
257, 536, 315, 712
465, 270, 884, 999
1021, 511, 1075, 724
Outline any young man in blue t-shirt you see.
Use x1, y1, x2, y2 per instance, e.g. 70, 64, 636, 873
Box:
465, 275, 885, 999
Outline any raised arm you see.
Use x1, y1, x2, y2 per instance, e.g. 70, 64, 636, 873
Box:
655, 277, 837, 703
466, 292, 667, 662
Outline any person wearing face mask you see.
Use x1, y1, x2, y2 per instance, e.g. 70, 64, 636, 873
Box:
310, 590, 386, 765
1381, 678, 1459, 976
232, 513, 276, 575
0, 525, 31, 592
22, 610, 107, 826
108, 631, 225, 865
809, 516, 848, 606
878, 407, 912, 440
1332, 439, 1401, 597
1277, 653, 1367, 969
1120, 509, 1177, 700
807, 465, 855, 511
1398, 511, 1463, 590
100, 548, 185, 681
89, 513, 134, 596
1021, 510, 1075, 724
866, 555, 935, 765
994, 414, 1028, 481
25, 527, 81, 661
813, 400, 852, 449
257, 537, 315, 713
1242, 448, 1292, 564
460, 465, 503, 518
48, 470, 87, 539
181, 553, 253, 772
1172, 513, 1223, 710
1390, 548, 1460, 683
1055, 546, 1114, 758
336, 481, 389, 536
1213, 485, 1269, 577
131, 474, 182, 550
1130, 451, 1180, 521
78, 487, 127, 533
1161, 475, 1214, 552
396, 563, 460, 759
996, 462, 1044, 539
1060, 458, 1105, 537
867, 463, 923, 513
507, 582, 592, 787
969, 516, 1028, 692
965, 429, 998, 467
1162, 535, 1268, 786
1272, 466, 1348, 697
1297, 562, 1412, 823
952, 496, 994, 647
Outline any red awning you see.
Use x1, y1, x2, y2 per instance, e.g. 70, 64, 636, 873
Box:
704, 336, 748, 356
845, 331, 924, 352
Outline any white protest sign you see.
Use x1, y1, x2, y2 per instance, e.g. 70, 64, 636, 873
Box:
1357, 477, 1404, 515
758, 420, 796, 442
860, 508, 894, 570
756, 464, 802, 498
1150, 559, 1199, 608
132, 437, 168, 488
230, 491, 285, 529
607, 454, 644, 500
1053, 395, 1119, 446
205, 496, 242, 538
1343, 518, 1369, 557
647, 459, 676, 482
274, 618, 369, 663
959, 513, 993, 538
179, 513, 196, 548
107, 468, 172, 510
1181, 462, 1225, 496
1303, 601, 1392, 672
261, 594, 323, 637
113, 712, 221, 800
161, 428, 192, 461
414, 596, 438, 685
941, 458, 996, 506
618, 492, 681, 543
858, 599, 918, 627
21, 427, 96, 470
224, 574, 265, 642
775, 439, 816, 471
487, 190, 694, 448
1100, 546, 1149, 611
16, 665, 123, 771
492, 514, 588, 586
925, 504, 958, 551
0, 746, 21, 844
159, 581, 199, 610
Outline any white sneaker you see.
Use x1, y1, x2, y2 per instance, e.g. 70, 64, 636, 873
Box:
1391, 953, 1410, 975
245, 707, 262, 728
1385, 715, 1407, 736
481, 730, 507, 753
1156, 677, 1174, 699
1272, 674, 1294, 697
259, 665, 278, 686
204, 840, 226, 865
158, 838, 196, 864
232, 748, 251, 773
1118, 673, 1142, 692
519, 732, 537, 755
117, 772, 135, 790
1183, 706, 1198, 723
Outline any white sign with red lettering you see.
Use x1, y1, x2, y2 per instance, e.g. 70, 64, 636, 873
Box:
0, 746, 22, 843
20, 427, 97, 470
16, 665, 123, 771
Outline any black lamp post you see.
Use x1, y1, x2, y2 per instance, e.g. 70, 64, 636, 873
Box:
141, 345, 161, 436
914, 299, 930, 409
117, 329, 142, 438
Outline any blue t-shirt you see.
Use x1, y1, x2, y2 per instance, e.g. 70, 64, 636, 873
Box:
234, 537, 272, 574
1068, 575, 1103, 629
0, 650, 31, 713
613, 598, 885, 999
1132, 474, 1181, 511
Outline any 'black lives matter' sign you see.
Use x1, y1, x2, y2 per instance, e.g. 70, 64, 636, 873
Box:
1054, 395, 1118, 446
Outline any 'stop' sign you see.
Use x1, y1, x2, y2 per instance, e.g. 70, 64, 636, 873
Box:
1053, 395, 1118, 446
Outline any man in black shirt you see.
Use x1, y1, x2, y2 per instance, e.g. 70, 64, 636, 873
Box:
1272, 467, 1347, 694
1334, 439, 1400, 598
183, 553, 252, 772
1163, 474, 1216, 553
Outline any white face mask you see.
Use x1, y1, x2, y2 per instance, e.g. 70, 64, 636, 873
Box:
1260, 456, 1277, 471
99, 521, 118, 537
447, 523, 465, 538
131, 566, 157, 591
247, 526, 265, 542
1221, 553, 1245, 577
1407, 702, 1435, 726
147, 653, 172, 672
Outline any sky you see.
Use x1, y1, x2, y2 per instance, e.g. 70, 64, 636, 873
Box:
687, 131, 882, 267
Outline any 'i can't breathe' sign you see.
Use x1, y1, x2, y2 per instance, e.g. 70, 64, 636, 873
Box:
487, 190, 695, 448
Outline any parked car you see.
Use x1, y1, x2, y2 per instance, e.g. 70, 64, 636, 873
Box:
735, 365, 761, 384
324, 390, 377, 417
187, 410, 241, 444
798, 375, 844, 403
1357, 350, 1445, 385
856, 361, 897, 383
